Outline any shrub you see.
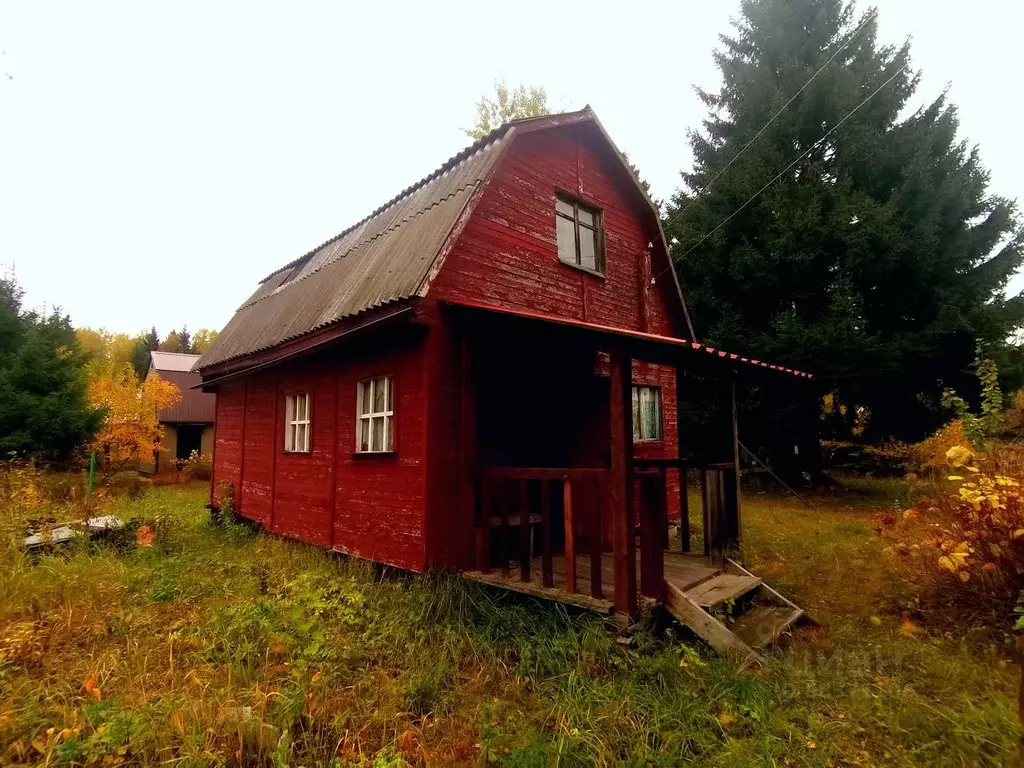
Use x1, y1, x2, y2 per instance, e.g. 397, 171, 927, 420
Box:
906, 419, 972, 476
182, 450, 211, 482
876, 443, 1024, 617
821, 440, 909, 476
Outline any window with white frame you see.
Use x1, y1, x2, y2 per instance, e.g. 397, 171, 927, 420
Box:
555, 194, 604, 273
357, 375, 394, 453
284, 392, 311, 453
632, 385, 662, 442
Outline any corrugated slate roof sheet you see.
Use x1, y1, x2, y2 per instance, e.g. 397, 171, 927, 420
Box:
196, 126, 515, 371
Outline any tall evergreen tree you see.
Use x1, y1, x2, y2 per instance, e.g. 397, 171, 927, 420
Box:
664, 0, 1023, 441
129, 326, 159, 379
0, 272, 103, 461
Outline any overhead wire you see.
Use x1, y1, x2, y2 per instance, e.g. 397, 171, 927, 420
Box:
674, 8, 879, 220
655, 62, 906, 285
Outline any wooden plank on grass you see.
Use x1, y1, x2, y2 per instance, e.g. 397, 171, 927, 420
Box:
664, 582, 762, 666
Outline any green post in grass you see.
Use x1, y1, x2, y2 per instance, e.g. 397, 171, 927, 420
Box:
87, 451, 96, 500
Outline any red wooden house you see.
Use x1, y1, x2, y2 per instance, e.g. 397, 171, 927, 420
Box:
196, 108, 813, 658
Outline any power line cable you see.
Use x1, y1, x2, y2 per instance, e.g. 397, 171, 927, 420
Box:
676, 9, 878, 219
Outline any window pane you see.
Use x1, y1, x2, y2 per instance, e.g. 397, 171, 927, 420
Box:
386, 377, 393, 411
285, 422, 293, 451
300, 393, 308, 421
371, 416, 384, 452
555, 197, 574, 216
298, 423, 307, 452
578, 207, 595, 227
360, 418, 370, 452
632, 387, 640, 441
373, 377, 385, 413
579, 227, 598, 271
383, 415, 393, 451
360, 381, 370, 416
286, 395, 295, 426
557, 215, 577, 264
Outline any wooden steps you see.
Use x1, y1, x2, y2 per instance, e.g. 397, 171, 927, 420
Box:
662, 558, 808, 664
685, 572, 761, 611
730, 605, 804, 648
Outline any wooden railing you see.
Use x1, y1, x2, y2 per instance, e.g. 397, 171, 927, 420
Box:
632, 458, 740, 568
476, 461, 740, 600
477, 467, 607, 598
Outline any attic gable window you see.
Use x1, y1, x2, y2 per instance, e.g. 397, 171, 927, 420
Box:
285, 393, 311, 453
556, 194, 604, 274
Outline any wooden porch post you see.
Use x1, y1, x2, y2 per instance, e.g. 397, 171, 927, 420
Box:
609, 349, 637, 617
729, 373, 744, 566
462, 334, 481, 570
675, 363, 690, 552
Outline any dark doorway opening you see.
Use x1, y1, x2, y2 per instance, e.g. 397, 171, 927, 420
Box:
176, 424, 204, 461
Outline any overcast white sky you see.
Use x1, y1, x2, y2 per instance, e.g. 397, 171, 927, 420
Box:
1, 1, 1021, 337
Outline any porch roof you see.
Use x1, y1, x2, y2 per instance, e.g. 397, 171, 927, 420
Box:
445, 300, 813, 380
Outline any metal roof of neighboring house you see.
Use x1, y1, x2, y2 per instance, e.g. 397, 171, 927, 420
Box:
149, 352, 216, 423
150, 351, 201, 372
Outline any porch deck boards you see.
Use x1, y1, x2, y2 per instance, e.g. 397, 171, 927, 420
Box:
463, 550, 721, 613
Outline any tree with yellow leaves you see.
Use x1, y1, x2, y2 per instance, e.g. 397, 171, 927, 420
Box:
88, 364, 180, 471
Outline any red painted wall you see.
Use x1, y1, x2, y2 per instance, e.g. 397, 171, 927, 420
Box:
211, 122, 691, 573
429, 124, 683, 338
425, 123, 687, 560
211, 331, 429, 571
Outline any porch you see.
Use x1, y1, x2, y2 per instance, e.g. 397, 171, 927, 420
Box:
449, 301, 813, 660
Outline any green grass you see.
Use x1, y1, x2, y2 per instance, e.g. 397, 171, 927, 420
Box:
0, 480, 1019, 766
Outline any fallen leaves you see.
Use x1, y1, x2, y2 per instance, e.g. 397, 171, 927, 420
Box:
83, 674, 102, 701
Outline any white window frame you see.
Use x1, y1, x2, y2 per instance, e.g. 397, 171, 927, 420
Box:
284, 392, 311, 453
555, 193, 604, 274
632, 385, 663, 442
356, 375, 394, 453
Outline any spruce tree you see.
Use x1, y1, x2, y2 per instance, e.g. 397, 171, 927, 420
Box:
0, 272, 103, 461
664, 0, 1023, 440
129, 326, 159, 379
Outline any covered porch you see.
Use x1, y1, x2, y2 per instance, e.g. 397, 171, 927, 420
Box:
447, 300, 813, 656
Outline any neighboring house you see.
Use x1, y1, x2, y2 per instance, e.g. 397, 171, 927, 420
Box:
141, 351, 216, 473
196, 108, 814, 656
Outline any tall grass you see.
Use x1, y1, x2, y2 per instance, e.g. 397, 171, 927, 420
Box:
0, 480, 1019, 766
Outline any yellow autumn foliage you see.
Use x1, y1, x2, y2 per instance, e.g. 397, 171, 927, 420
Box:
878, 443, 1024, 600
906, 419, 973, 475
88, 364, 180, 469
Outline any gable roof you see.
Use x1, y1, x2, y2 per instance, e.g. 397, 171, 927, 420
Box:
150, 351, 200, 372
147, 352, 216, 423
196, 108, 692, 373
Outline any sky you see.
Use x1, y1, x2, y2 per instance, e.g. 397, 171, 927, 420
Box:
1, 0, 1022, 337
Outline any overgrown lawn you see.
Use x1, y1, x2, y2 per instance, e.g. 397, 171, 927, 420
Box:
0, 480, 1018, 766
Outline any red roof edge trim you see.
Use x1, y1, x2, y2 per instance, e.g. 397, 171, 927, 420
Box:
443, 300, 813, 380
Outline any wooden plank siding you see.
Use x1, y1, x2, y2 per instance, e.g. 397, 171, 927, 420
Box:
429, 124, 684, 532
210, 119, 693, 577
211, 332, 430, 571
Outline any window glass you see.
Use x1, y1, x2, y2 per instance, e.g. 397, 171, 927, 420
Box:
357, 376, 394, 453
632, 386, 662, 442
556, 215, 577, 264
555, 195, 603, 273
284, 393, 311, 452
579, 228, 597, 271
